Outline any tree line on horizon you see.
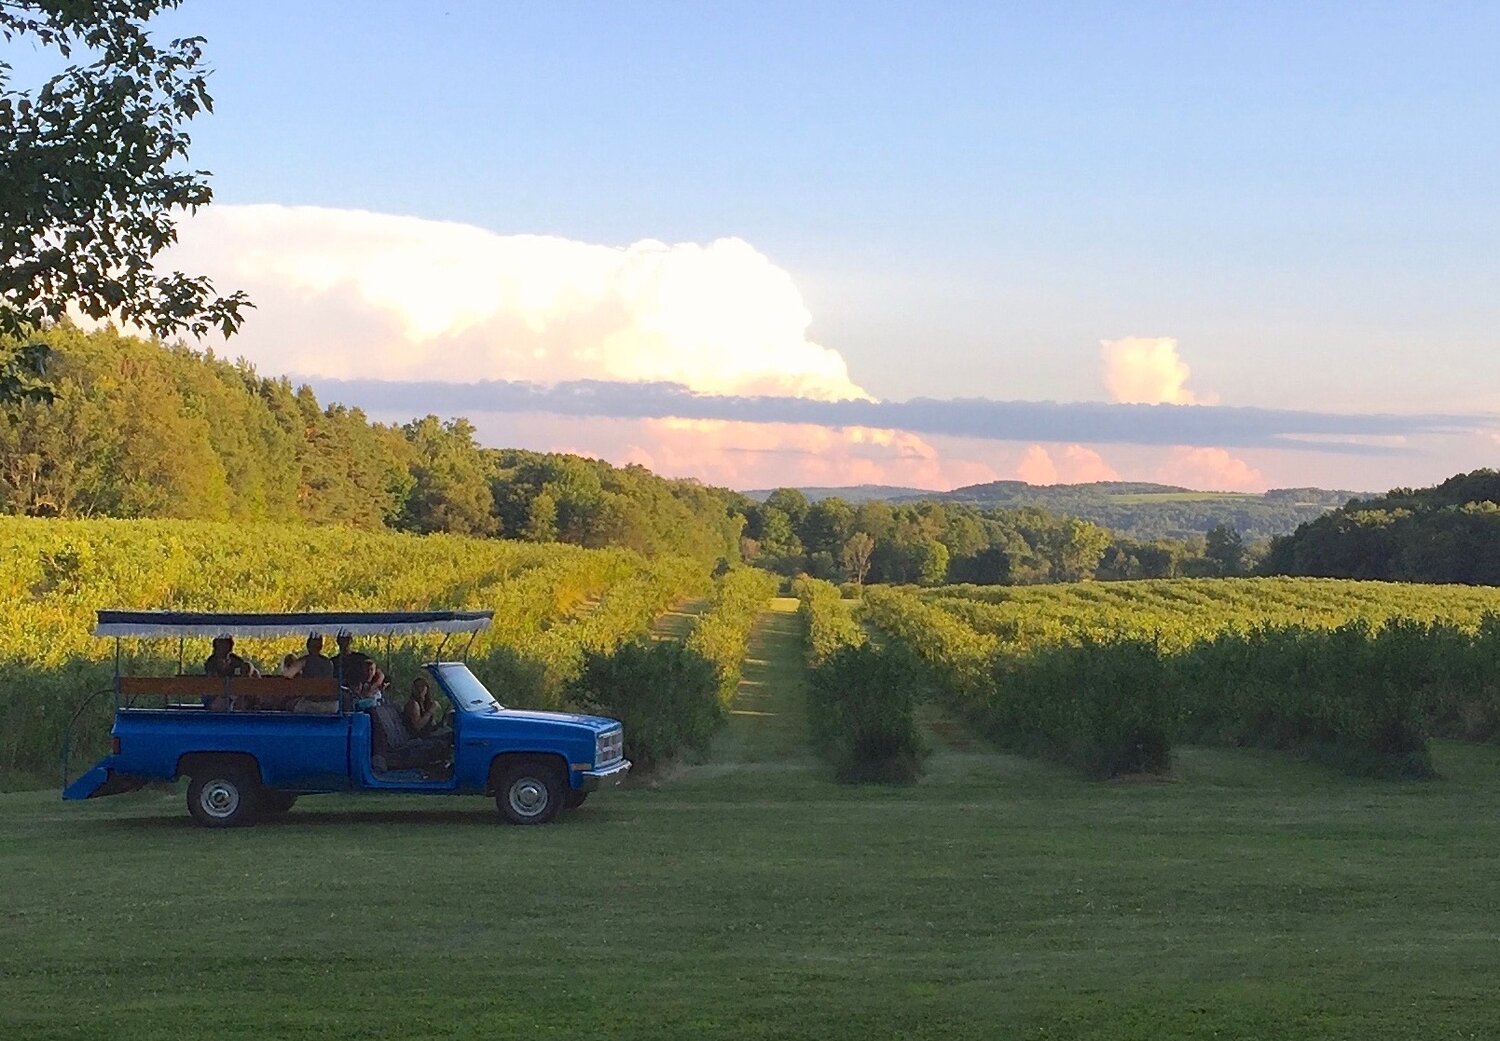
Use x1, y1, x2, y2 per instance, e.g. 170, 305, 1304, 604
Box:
1261, 470, 1500, 585
3, 327, 1492, 589
741, 486, 1251, 585
0, 325, 746, 564
1, 327, 1249, 585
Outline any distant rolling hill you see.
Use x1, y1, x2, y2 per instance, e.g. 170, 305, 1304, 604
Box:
741, 484, 936, 504
743, 481, 1367, 542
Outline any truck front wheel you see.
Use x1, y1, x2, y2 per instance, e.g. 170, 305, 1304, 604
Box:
187, 764, 261, 828
494, 758, 565, 825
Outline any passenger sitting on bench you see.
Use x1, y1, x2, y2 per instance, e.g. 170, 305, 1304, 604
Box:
294, 634, 335, 679
203, 636, 256, 710
346, 658, 386, 710
204, 636, 257, 678
333, 631, 383, 691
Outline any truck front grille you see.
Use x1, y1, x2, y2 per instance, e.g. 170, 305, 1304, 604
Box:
596, 729, 624, 765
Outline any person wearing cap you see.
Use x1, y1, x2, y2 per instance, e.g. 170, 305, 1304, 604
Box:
204, 636, 257, 678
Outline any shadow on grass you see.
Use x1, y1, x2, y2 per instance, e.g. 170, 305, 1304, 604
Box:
87, 804, 622, 831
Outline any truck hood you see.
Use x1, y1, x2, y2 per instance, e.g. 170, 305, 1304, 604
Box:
484, 708, 620, 732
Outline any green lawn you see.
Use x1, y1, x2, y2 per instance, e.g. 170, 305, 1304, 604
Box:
5, 603, 1500, 1040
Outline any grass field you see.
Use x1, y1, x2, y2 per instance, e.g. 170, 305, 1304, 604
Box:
6, 599, 1500, 1040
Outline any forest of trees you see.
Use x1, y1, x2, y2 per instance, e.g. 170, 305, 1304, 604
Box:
1262, 471, 1500, 584
0, 326, 747, 565
741, 488, 1247, 585
0, 326, 1298, 586
886, 481, 1361, 542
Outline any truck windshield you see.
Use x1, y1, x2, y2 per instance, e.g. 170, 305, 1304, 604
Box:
433, 665, 503, 712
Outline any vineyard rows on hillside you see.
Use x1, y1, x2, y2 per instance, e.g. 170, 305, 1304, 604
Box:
926, 577, 1500, 651
0, 517, 713, 782
865, 578, 1500, 781
574, 568, 779, 772
795, 577, 924, 783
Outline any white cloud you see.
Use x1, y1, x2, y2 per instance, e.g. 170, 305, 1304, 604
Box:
1100, 336, 1215, 405
167, 204, 869, 401
1059, 444, 1120, 482
1016, 445, 1059, 485
1015, 443, 1120, 484
1154, 447, 1265, 492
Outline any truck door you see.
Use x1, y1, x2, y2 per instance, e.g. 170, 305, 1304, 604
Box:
257, 713, 354, 791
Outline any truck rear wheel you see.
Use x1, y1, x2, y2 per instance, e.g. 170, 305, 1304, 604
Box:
494, 758, 565, 825
187, 763, 260, 828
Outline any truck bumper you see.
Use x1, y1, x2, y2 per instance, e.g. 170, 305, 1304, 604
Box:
579, 759, 631, 791
63, 758, 147, 800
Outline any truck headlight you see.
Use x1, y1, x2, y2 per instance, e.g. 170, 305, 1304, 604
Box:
595, 729, 622, 765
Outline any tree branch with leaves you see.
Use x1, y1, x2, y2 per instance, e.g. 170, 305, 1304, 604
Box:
0, 0, 248, 340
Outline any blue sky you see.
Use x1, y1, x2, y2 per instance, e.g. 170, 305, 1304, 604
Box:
19, 1, 1500, 489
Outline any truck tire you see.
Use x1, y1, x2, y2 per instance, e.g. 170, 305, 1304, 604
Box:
259, 791, 298, 816
186, 762, 261, 828
564, 791, 588, 810
494, 757, 565, 825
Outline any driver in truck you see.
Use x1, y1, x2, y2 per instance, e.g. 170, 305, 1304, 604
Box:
403, 676, 439, 735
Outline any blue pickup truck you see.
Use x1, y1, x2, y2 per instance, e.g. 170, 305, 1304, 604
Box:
63, 610, 630, 827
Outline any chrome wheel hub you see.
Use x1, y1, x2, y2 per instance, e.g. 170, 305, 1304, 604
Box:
201, 780, 239, 818
508, 778, 548, 817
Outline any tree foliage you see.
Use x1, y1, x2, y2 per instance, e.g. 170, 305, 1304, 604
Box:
1, 329, 1331, 588
1, 0, 248, 338
1262, 470, 1500, 585
1204, 523, 1246, 576
0, 326, 751, 564
747, 490, 1215, 587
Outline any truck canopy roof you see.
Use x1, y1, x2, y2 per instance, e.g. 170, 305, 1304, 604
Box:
94, 610, 493, 640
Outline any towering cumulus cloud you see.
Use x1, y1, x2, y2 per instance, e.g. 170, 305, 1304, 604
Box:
1100, 336, 1214, 405
169, 205, 868, 401
159, 208, 1432, 491
164, 205, 1005, 487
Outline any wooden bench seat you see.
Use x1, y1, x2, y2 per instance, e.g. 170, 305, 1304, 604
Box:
120, 675, 340, 707
119, 676, 225, 698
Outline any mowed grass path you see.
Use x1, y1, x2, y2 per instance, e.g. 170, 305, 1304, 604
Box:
649, 597, 711, 641
705, 597, 812, 765
6, 605, 1500, 1039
